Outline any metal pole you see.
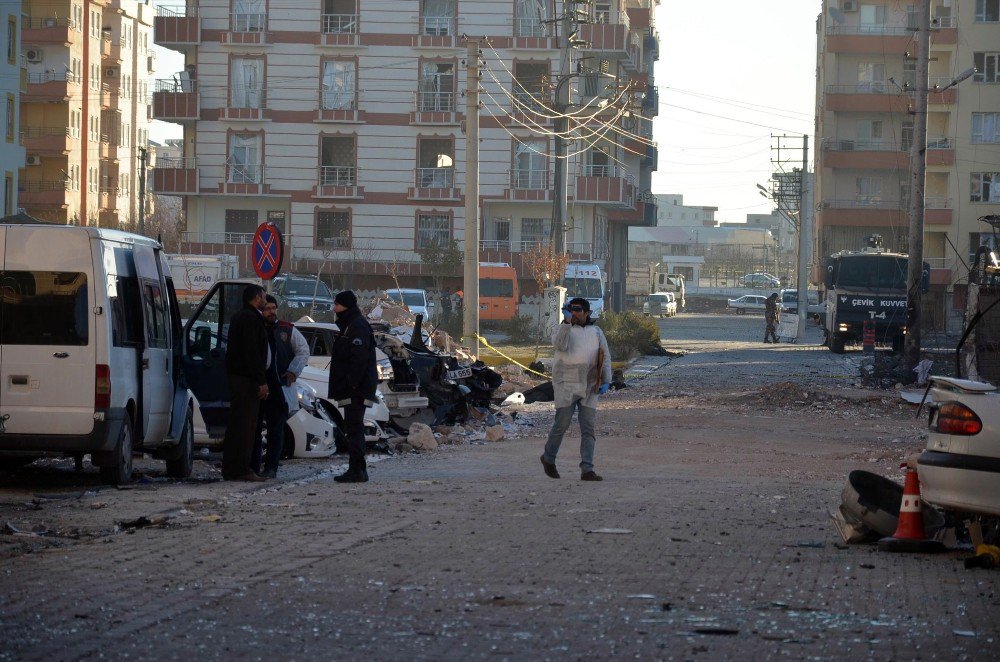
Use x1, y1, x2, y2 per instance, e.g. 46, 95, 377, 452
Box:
796, 136, 810, 338
137, 146, 147, 235
903, 0, 931, 373
463, 38, 481, 355
551, 8, 572, 255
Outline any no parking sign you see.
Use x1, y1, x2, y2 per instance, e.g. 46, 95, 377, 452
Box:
252, 222, 283, 280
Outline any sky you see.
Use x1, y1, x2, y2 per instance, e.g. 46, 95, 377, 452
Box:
151, 1, 822, 224
651, 0, 819, 222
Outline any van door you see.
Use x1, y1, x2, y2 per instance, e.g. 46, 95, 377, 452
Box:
0, 227, 94, 435
181, 280, 247, 436
133, 245, 172, 443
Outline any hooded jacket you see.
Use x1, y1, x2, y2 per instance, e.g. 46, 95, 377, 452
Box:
328, 305, 378, 405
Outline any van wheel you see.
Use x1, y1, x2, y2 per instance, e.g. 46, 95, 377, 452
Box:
100, 414, 134, 486
165, 408, 194, 479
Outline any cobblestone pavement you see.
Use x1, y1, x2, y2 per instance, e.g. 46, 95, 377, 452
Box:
1, 315, 998, 659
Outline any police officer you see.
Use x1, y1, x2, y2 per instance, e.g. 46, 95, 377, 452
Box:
328, 290, 378, 483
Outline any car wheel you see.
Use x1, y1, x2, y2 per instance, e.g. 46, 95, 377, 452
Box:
165, 408, 194, 479
100, 413, 134, 486
737, 308, 745, 315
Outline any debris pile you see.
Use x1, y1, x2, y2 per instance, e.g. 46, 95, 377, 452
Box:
734, 381, 913, 417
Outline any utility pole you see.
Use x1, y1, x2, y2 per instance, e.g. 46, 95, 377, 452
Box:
550, 7, 573, 255
137, 146, 147, 235
903, 0, 931, 374
463, 38, 481, 355
796, 134, 811, 338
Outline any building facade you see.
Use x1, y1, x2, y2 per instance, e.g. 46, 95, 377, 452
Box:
1, 2, 26, 216
815, 0, 1000, 331
151, 0, 660, 302
19, 0, 152, 226
652, 193, 717, 227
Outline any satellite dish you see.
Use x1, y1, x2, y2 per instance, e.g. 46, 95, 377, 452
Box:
828, 7, 846, 24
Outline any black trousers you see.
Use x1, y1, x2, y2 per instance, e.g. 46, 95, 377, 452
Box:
343, 400, 367, 468
222, 376, 261, 479
253, 390, 288, 474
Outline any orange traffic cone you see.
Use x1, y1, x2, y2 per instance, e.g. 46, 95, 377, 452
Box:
878, 466, 945, 553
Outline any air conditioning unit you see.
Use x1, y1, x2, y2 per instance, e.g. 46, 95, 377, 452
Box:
842, 0, 858, 11
105, 67, 118, 78
26, 155, 42, 166
839, 139, 855, 151
25, 49, 43, 63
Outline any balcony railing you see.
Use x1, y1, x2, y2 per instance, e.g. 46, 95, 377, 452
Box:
231, 13, 265, 33
321, 90, 356, 110
182, 231, 254, 245
825, 139, 906, 152
156, 157, 197, 169
512, 90, 547, 115
155, 77, 197, 93
322, 13, 357, 34
511, 169, 549, 189
582, 164, 632, 180
825, 83, 895, 94
479, 240, 592, 256
21, 16, 77, 29
826, 24, 912, 35
415, 167, 454, 188
514, 17, 547, 37
927, 137, 953, 149
21, 180, 68, 192
156, 5, 197, 18
228, 163, 263, 185
319, 166, 357, 187
20, 126, 71, 139
924, 196, 951, 209
418, 91, 455, 112
27, 72, 79, 84
827, 198, 903, 210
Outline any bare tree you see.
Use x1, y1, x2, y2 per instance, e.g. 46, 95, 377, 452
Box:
521, 243, 571, 360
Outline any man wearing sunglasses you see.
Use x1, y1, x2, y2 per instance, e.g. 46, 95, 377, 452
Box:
540, 297, 613, 481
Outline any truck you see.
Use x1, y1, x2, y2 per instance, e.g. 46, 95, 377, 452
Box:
653, 272, 685, 310
823, 235, 927, 354
563, 262, 606, 318
165, 254, 240, 304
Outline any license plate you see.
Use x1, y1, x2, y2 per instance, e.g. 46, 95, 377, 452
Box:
445, 367, 472, 380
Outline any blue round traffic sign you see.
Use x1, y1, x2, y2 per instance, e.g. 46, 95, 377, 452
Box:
252, 222, 284, 280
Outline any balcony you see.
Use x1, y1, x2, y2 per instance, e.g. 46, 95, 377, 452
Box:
577, 14, 641, 69
154, 5, 200, 51
220, 164, 267, 195
23, 72, 80, 102
626, 2, 654, 30
478, 241, 593, 268
153, 79, 199, 122
644, 28, 659, 61
317, 91, 359, 122
925, 197, 952, 225
575, 165, 636, 210
18, 180, 69, 208
99, 187, 119, 211
416, 16, 457, 48
21, 16, 76, 46
409, 167, 459, 201
321, 13, 359, 47
99, 210, 120, 228
505, 169, 551, 202
222, 13, 267, 47
511, 91, 551, 126
512, 17, 554, 50
100, 33, 113, 59
99, 135, 119, 161
153, 157, 199, 195
926, 136, 955, 166
220, 97, 267, 122
823, 84, 909, 112
822, 139, 909, 169
642, 83, 658, 114
822, 198, 907, 227
315, 166, 363, 199
412, 91, 459, 125
21, 126, 75, 155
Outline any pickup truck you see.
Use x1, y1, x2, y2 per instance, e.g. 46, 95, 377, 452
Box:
643, 292, 677, 318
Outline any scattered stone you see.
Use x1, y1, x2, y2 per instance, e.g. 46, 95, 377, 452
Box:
407, 423, 438, 451
485, 425, 505, 442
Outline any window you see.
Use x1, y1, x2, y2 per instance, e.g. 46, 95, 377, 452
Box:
320, 136, 357, 185
142, 283, 168, 349
7, 17, 15, 64
3, 175, 11, 216
855, 177, 882, 204
224, 209, 259, 240
971, 172, 1000, 202
323, 0, 358, 33
973, 52, 1000, 83
418, 62, 455, 112
513, 139, 547, 188
232, 0, 265, 32
976, 0, 1000, 22
972, 113, 1000, 144
857, 62, 886, 92
594, 2, 612, 23
520, 217, 550, 246
513, 61, 548, 111
110, 274, 142, 347
4, 94, 13, 142
321, 60, 356, 110
228, 134, 261, 183
316, 210, 351, 249
515, 0, 548, 37
859, 4, 886, 32
230, 58, 264, 108
594, 214, 609, 259
416, 213, 451, 249
416, 138, 454, 187
0, 272, 88, 346
856, 119, 882, 148
421, 0, 455, 36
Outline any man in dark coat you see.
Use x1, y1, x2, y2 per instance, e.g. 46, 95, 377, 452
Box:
328, 290, 378, 483
222, 284, 269, 481
764, 292, 780, 344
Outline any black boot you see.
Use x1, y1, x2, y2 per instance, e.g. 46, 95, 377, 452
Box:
334, 458, 368, 483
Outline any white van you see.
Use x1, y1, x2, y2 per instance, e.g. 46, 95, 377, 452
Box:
0, 223, 194, 484
564, 262, 606, 318
385, 288, 433, 320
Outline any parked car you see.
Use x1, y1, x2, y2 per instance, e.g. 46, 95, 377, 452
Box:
385, 288, 434, 320
643, 292, 677, 318
272, 276, 336, 312
918, 376, 1000, 517
780, 289, 826, 315
740, 273, 780, 288
727, 294, 768, 314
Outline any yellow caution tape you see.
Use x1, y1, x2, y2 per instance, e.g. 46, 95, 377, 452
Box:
469, 334, 551, 379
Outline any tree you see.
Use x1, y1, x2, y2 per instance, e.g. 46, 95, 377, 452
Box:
418, 238, 463, 291
521, 243, 571, 360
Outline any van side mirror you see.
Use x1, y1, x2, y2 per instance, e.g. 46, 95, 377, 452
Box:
921, 263, 930, 294
824, 263, 835, 289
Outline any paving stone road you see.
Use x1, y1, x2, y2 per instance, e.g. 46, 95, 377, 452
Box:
0, 313, 997, 660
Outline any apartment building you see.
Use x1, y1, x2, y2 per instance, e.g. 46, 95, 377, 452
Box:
1, 2, 26, 216
815, 0, 1000, 331
651, 194, 718, 228
19, 0, 152, 226
151, 0, 660, 301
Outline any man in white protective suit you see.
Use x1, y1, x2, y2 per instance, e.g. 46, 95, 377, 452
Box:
540, 297, 613, 481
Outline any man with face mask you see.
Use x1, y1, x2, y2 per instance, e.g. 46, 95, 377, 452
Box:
540, 297, 613, 481
328, 290, 378, 483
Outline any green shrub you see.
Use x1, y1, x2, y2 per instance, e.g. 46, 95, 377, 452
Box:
597, 311, 661, 360
506, 314, 534, 345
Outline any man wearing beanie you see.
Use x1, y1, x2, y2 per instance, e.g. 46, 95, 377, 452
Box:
328, 290, 378, 482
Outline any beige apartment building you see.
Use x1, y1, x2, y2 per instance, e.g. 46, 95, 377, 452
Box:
19, 0, 153, 226
815, 0, 1000, 331
151, 0, 660, 300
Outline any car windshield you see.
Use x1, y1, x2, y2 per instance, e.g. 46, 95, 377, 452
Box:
388, 291, 425, 307
284, 279, 332, 298
564, 277, 603, 298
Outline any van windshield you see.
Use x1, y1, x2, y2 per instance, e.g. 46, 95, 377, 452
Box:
388, 291, 426, 307
480, 278, 514, 297
564, 277, 603, 298
648, 295, 668, 304
0, 271, 89, 345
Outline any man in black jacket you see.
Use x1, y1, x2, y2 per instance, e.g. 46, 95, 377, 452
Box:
329, 290, 378, 483
222, 284, 269, 481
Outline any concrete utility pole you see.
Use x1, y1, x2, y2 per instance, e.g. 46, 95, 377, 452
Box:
137, 146, 147, 235
550, 8, 573, 255
795, 135, 812, 338
903, 0, 931, 374
463, 38, 481, 355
